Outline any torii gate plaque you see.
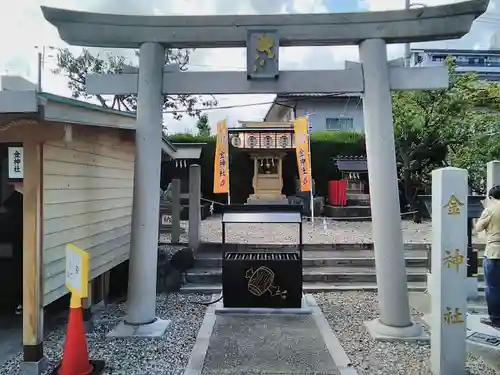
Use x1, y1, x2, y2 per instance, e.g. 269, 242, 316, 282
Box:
37, 0, 488, 362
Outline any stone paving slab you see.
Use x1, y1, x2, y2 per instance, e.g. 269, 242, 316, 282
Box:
201, 314, 340, 375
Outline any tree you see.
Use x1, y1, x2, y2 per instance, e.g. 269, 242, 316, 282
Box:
53, 48, 218, 122
450, 129, 500, 194
196, 113, 211, 136
392, 59, 500, 217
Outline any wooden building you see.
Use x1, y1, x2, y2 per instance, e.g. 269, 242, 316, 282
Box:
0, 76, 178, 368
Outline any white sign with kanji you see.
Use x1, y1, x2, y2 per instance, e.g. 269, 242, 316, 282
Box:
161, 214, 172, 225
8, 147, 23, 179
65, 244, 89, 298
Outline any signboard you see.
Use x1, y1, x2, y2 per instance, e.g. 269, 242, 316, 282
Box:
467, 332, 500, 347
159, 206, 174, 235
246, 29, 279, 80
65, 243, 89, 298
293, 117, 312, 192
8, 146, 23, 180
213, 119, 229, 194
161, 214, 172, 225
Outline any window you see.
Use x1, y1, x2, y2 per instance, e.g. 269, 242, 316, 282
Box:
325, 117, 354, 131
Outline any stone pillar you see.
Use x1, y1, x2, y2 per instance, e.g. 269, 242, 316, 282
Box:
171, 178, 181, 244
108, 42, 171, 337
359, 38, 422, 339
487, 160, 500, 192
189, 164, 201, 250
430, 167, 468, 375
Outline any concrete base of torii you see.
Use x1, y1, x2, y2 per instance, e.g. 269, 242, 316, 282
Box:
107, 319, 171, 338
365, 319, 427, 341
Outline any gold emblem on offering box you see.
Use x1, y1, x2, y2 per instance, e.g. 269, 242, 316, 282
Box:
444, 194, 464, 215
443, 307, 465, 324
245, 266, 287, 299
253, 34, 275, 72
443, 249, 465, 273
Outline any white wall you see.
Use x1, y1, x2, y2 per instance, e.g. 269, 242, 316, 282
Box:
295, 98, 364, 133
42, 131, 135, 305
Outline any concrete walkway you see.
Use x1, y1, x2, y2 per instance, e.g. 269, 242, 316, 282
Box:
184, 294, 357, 375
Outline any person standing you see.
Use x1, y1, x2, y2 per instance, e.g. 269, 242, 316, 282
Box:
475, 185, 500, 328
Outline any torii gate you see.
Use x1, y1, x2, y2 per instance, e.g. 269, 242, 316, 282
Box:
39, 0, 487, 350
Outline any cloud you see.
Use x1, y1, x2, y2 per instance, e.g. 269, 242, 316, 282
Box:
362, 0, 500, 50
1, 0, 496, 134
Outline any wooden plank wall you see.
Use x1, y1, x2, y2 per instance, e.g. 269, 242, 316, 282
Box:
42, 128, 135, 305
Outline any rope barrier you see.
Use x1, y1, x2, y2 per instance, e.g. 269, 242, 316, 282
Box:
200, 197, 419, 221
303, 210, 419, 221
201, 197, 226, 206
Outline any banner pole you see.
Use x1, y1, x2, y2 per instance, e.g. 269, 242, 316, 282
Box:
308, 129, 314, 224
306, 115, 314, 224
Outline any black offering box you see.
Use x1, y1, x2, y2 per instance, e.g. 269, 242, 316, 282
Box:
221, 204, 303, 308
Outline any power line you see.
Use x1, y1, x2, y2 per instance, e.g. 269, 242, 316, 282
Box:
161, 94, 355, 114
162, 100, 275, 114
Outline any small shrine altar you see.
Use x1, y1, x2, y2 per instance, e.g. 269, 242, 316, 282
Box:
325, 155, 371, 219
229, 121, 295, 204
160, 142, 211, 220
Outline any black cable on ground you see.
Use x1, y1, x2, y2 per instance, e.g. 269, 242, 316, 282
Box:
186, 294, 223, 305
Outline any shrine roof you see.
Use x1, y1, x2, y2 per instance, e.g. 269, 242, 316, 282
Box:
334, 156, 368, 172
170, 143, 204, 160
229, 127, 293, 133
0, 76, 184, 159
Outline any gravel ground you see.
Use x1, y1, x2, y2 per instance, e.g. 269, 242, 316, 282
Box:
160, 216, 486, 244
0, 293, 208, 375
314, 292, 496, 375
159, 216, 484, 244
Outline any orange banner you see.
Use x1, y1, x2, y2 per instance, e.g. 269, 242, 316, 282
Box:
213, 119, 229, 194
293, 117, 312, 192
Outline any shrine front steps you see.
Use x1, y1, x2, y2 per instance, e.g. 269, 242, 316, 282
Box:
184, 265, 486, 284
180, 246, 486, 294
180, 281, 487, 294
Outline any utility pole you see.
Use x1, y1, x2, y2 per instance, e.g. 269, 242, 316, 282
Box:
37, 51, 42, 91
405, 1, 427, 67
405, 0, 411, 67
35, 46, 55, 92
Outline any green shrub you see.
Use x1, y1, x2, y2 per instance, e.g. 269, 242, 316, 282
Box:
163, 131, 365, 203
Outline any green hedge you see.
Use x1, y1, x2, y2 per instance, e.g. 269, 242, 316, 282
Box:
166, 132, 365, 203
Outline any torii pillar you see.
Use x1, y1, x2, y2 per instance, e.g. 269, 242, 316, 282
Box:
109, 42, 172, 336
359, 39, 423, 338
40, 0, 488, 343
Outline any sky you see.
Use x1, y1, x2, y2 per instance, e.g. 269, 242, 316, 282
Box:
0, 0, 499, 134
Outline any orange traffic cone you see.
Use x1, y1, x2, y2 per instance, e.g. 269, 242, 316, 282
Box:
58, 293, 93, 375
